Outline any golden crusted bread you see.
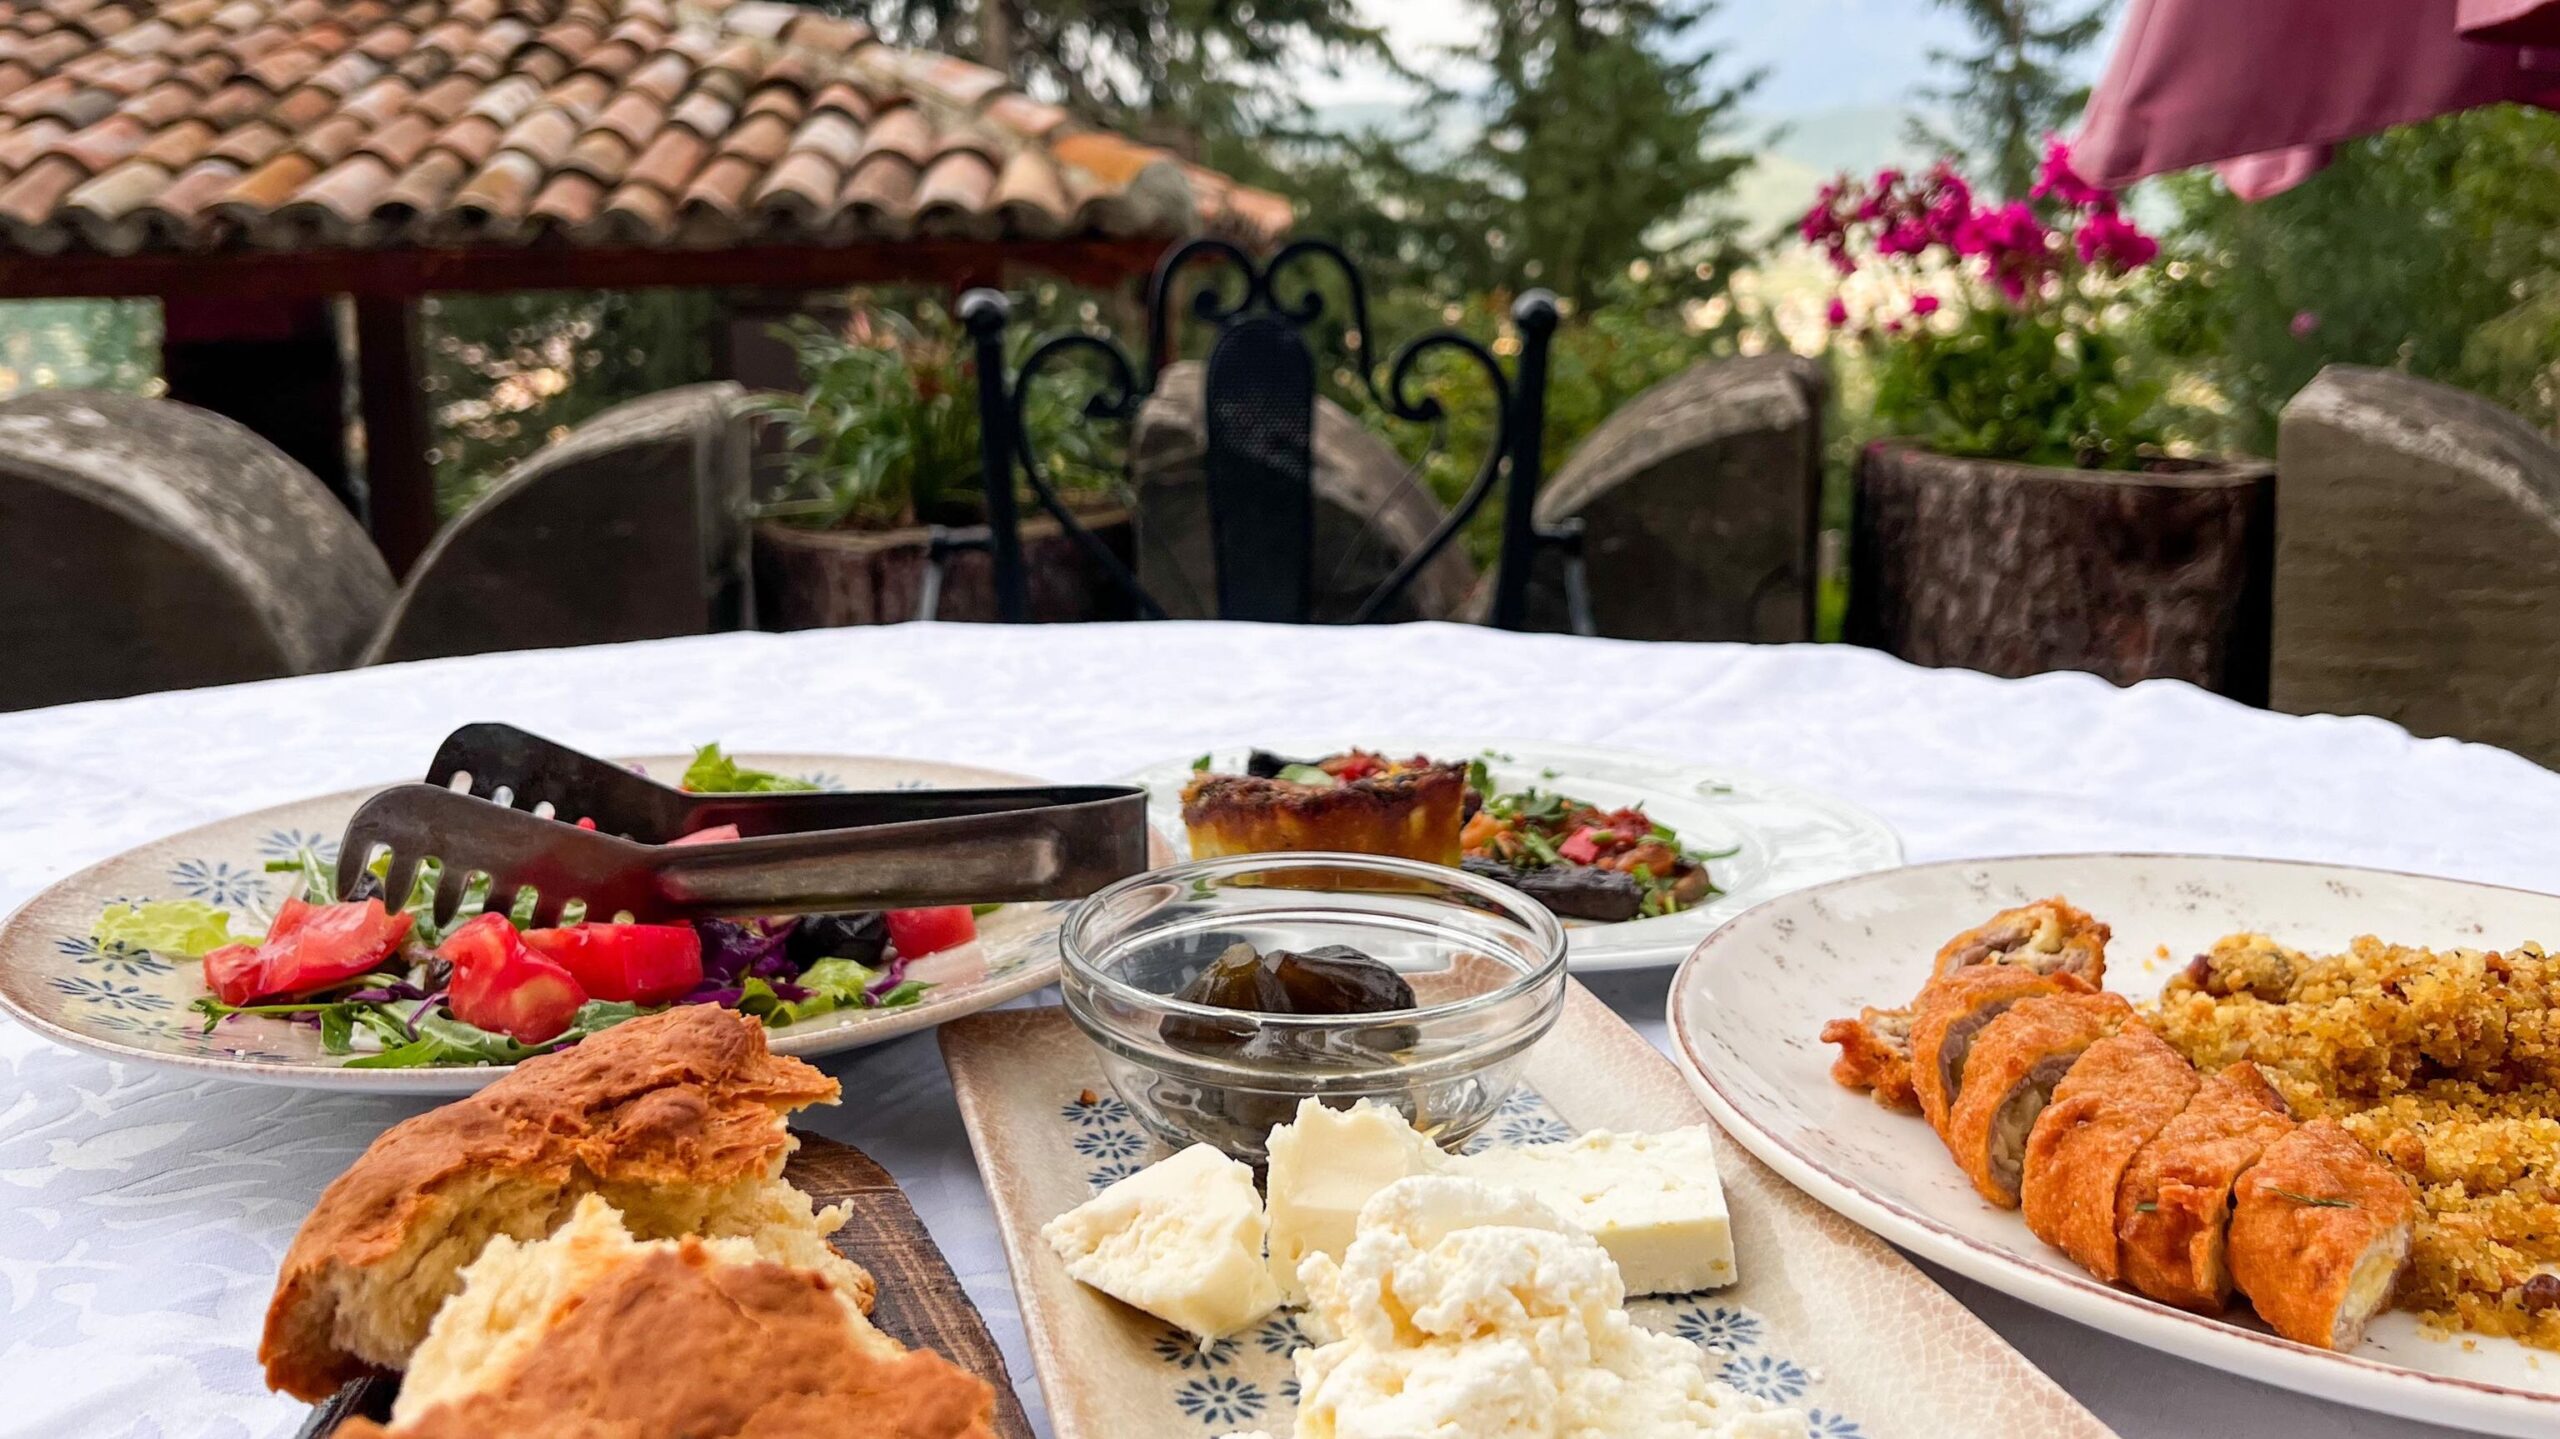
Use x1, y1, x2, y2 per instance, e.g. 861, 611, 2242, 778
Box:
261, 1005, 845, 1400
1181, 762, 1467, 866
335, 1198, 996, 1439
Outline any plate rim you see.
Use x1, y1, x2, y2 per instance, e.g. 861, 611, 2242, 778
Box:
1667, 849, 2560, 1435
1120, 734, 1904, 973
0, 750, 1072, 1094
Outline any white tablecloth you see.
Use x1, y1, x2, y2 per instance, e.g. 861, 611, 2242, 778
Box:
4, 621, 2551, 1439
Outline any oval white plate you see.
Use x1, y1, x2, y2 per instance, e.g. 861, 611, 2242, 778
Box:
1669, 853, 2560, 1438
0, 753, 1085, 1095
1124, 738, 1900, 972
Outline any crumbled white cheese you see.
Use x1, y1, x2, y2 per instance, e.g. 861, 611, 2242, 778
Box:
1280, 1176, 1807, 1439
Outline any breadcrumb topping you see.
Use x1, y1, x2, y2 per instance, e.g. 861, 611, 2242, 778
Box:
2152, 934, 2560, 1350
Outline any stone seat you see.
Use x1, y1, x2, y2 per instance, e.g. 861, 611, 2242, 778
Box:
363, 383, 753, 664
2274, 365, 2560, 766
1130, 360, 1478, 622
0, 390, 391, 711
1509, 354, 1825, 641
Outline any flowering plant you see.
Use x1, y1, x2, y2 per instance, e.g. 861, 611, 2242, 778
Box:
1802, 142, 2166, 469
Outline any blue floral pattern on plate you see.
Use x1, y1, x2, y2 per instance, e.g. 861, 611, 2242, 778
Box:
3, 753, 1081, 1088
1064, 1080, 1863, 1434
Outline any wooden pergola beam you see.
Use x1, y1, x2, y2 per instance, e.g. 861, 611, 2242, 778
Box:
0, 237, 1168, 302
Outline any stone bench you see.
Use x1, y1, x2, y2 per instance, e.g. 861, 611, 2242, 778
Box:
2274, 365, 2560, 766
364, 383, 753, 664
0, 390, 390, 711
1513, 354, 1825, 641
1130, 360, 1478, 622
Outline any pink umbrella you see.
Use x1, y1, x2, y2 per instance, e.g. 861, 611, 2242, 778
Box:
2075, 0, 2560, 198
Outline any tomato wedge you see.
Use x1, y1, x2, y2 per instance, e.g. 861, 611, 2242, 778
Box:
884, 906, 976, 959
438, 913, 587, 1044
669, 824, 741, 846
200, 897, 414, 1006
522, 923, 702, 1005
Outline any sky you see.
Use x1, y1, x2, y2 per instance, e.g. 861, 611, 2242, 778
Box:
1303, 0, 1988, 119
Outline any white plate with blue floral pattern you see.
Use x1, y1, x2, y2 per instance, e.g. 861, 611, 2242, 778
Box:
1123, 738, 1902, 973
940, 984, 2112, 1439
0, 753, 1091, 1095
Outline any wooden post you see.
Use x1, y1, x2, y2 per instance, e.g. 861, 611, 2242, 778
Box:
160, 295, 353, 510
353, 296, 437, 575
1848, 441, 2278, 702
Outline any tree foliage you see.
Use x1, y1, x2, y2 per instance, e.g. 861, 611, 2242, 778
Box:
2147, 105, 2560, 454
422, 289, 718, 515
1910, 0, 2109, 198
831, 0, 1392, 152
1243, 0, 1760, 309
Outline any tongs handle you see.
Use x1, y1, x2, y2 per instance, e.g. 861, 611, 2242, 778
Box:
644, 794, 1146, 913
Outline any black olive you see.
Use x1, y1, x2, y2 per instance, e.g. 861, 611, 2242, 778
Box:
786, 911, 888, 968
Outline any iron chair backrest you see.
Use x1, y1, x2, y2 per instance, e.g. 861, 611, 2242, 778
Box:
937, 239, 1588, 631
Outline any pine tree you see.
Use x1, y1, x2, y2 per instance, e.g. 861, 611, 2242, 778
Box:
1245, 0, 1759, 308
1910, 0, 2110, 198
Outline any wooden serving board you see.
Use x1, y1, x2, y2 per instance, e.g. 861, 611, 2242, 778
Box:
300, 1133, 1031, 1439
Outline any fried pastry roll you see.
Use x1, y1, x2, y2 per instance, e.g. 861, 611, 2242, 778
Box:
1909, 966, 2087, 1138
1821, 1005, 1920, 1111
2228, 1118, 2414, 1350
2115, 1063, 2296, 1313
1943, 991, 2132, 1207
2020, 1026, 2200, 1281
1929, 897, 2112, 987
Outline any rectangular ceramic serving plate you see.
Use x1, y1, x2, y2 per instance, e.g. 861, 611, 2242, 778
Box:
940, 985, 2114, 1439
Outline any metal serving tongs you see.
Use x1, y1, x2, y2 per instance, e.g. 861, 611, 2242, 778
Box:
330, 722, 1149, 925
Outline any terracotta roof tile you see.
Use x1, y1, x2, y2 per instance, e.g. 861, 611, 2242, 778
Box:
623, 120, 702, 192
133, 115, 214, 169
54, 112, 145, 171
0, 0, 1288, 257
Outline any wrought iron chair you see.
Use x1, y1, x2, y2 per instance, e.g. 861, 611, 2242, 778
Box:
922, 239, 1591, 631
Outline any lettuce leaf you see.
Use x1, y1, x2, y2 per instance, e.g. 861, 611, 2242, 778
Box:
93, 900, 240, 957
682, 744, 817, 794
735, 959, 929, 1028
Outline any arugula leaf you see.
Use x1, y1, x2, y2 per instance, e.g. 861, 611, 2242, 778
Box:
263, 847, 338, 905
871, 980, 929, 1009
319, 1005, 355, 1054
93, 900, 240, 957
342, 1001, 642, 1069
1190, 753, 1213, 772
683, 743, 819, 794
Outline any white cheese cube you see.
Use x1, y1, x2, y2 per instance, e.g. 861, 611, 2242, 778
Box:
1040, 1143, 1281, 1343
1451, 1127, 1737, 1295
1262, 1098, 1447, 1302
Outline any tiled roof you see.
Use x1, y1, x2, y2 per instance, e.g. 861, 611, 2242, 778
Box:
0, 0, 1293, 259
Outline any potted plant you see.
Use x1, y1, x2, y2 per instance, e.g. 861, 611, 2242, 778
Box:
1804, 145, 2278, 700
747, 305, 1136, 628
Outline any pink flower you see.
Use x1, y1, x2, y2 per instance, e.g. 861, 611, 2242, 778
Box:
2074, 208, 2159, 271
1911, 294, 1942, 317
1825, 297, 1850, 328
2031, 138, 2112, 211
2290, 310, 2321, 339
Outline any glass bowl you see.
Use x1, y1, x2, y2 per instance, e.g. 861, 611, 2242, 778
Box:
1059, 851, 1568, 1162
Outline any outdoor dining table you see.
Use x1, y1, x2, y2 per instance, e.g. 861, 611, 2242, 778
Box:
2, 619, 2549, 1439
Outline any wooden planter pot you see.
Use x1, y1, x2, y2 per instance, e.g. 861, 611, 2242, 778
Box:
752, 507, 1137, 629
1847, 441, 2277, 701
